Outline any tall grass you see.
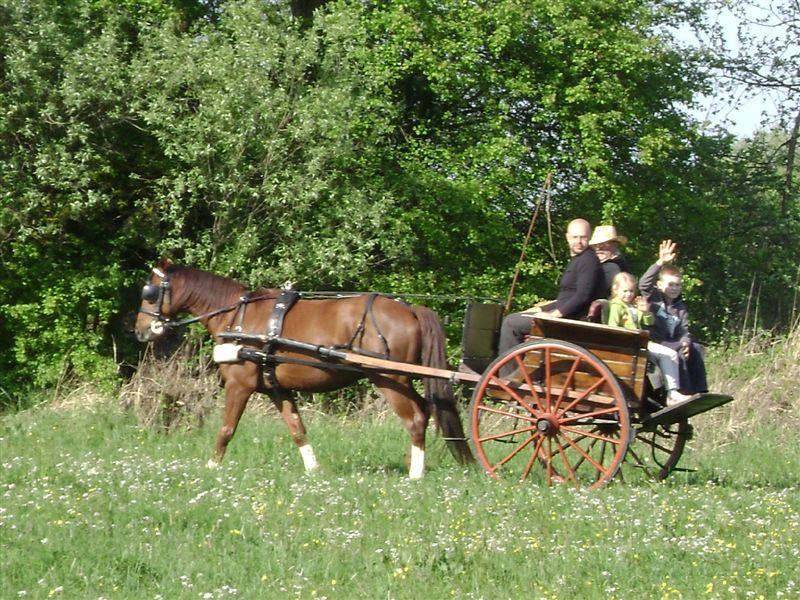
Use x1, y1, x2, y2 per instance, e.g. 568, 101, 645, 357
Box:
1, 328, 799, 598
697, 322, 800, 446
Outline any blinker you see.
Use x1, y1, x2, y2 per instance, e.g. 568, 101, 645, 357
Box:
141, 283, 161, 303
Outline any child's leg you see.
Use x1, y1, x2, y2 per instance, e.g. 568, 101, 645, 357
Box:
685, 342, 708, 393
647, 342, 682, 393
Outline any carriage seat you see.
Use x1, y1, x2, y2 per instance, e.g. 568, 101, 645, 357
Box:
460, 302, 504, 374
585, 298, 610, 324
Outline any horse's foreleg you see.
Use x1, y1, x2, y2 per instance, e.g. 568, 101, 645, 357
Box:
370, 375, 430, 479
270, 391, 318, 473
209, 375, 255, 468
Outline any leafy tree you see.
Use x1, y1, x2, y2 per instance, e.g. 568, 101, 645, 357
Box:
130, 0, 410, 288
2, 0, 795, 408
0, 0, 213, 397
355, 0, 714, 299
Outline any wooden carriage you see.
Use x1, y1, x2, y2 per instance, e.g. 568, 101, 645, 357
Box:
461, 304, 733, 489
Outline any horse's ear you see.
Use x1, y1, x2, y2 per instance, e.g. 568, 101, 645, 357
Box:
157, 257, 173, 270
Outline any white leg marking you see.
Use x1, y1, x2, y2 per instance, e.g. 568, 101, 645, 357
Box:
409, 445, 425, 480
206, 459, 219, 470
299, 444, 319, 472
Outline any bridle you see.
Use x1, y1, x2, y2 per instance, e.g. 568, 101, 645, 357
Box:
138, 266, 266, 335
138, 267, 174, 336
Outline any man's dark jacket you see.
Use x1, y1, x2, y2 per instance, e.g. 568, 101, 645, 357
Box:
555, 248, 604, 318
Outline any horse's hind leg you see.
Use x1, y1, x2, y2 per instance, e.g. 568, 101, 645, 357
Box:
269, 390, 319, 473
369, 374, 430, 479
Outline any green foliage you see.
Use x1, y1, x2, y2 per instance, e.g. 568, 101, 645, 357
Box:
0, 0, 797, 404
130, 0, 410, 286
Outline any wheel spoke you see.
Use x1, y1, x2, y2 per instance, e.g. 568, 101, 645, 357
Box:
560, 425, 623, 445
490, 432, 540, 474
551, 356, 583, 414
625, 444, 656, 478
597, 434, 608, 469
559, 431, 610, 475
555, 441, 579, 485
644, 439, 678, 455
555, 376, 608, 416
520, 435, 545, 481
486, 375, 539, 415
476, 403, 537, 423
560, 433, 601, 481
544, 347, 553, 411
514, 354, 546, 412
559, 405, 621, 424
477, 424, 538, 443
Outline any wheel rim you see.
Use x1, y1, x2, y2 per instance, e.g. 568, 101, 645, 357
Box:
626, 420, 690, 480
469, 340, 631, 490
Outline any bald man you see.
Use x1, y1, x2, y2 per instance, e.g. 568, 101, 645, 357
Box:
497, 218, 604, 358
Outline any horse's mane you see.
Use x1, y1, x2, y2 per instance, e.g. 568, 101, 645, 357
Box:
164, 263, 282, 310
166, 264, 248, 309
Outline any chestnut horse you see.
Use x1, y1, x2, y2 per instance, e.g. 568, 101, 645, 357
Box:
134, 259, 473, 478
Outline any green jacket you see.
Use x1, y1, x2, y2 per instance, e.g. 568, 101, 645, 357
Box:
607, 297, 654, 330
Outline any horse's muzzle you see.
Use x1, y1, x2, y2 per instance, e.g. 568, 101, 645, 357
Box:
135, 319, 166, 342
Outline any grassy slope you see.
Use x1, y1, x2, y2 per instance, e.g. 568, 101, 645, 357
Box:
1, 330, 799, 599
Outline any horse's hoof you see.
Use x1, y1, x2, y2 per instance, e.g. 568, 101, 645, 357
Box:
206, 459, 220, 469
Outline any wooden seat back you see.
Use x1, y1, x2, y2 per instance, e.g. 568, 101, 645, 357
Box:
460, 302, 504, 373
527, 315, 650, 408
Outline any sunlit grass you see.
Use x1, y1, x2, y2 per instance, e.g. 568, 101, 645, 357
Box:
2, 401, 799, 599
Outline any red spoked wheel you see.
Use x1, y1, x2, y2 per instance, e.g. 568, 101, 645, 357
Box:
469, 340, 631, 490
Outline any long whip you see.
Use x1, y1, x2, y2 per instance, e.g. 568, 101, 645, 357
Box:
504, 172, 552, 314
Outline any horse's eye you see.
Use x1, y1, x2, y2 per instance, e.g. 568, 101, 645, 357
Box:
141, 284, 160, 303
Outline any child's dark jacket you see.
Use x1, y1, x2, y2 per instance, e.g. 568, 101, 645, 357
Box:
639, 262, 692, 345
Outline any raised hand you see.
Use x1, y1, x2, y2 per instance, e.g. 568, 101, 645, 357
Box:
635, 296, 650, 314
658, 239, 677, 265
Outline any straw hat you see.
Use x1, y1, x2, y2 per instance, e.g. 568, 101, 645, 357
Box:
589, 225, 627, 246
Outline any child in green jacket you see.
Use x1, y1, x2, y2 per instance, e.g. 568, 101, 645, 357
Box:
608, 272, 692, 406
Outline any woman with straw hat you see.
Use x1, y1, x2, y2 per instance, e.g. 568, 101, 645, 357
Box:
589, 225, 631, 296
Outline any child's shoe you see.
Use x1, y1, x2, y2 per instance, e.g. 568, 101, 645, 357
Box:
666, 390, 693, 407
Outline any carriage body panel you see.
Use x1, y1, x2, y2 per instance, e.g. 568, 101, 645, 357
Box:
526, 315, 650, 414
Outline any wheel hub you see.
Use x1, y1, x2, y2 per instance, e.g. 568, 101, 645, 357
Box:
536, 415, 560, 436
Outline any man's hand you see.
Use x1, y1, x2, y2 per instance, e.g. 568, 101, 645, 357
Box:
680, 341, 691, 359
657, 240, 677, 265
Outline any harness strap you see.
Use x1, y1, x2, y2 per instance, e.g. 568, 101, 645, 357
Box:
228, 291, 252, 332
334, 293, 391, 358
262, 288, 301, 391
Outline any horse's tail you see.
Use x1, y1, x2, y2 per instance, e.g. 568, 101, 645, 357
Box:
412, 305, 474, 465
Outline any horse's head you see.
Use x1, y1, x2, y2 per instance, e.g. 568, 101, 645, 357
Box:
135, 258, 178, 342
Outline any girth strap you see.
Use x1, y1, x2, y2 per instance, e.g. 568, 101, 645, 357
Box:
334, 292, 391, 358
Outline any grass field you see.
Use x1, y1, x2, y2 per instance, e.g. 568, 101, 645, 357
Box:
2, 395, 800, 599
